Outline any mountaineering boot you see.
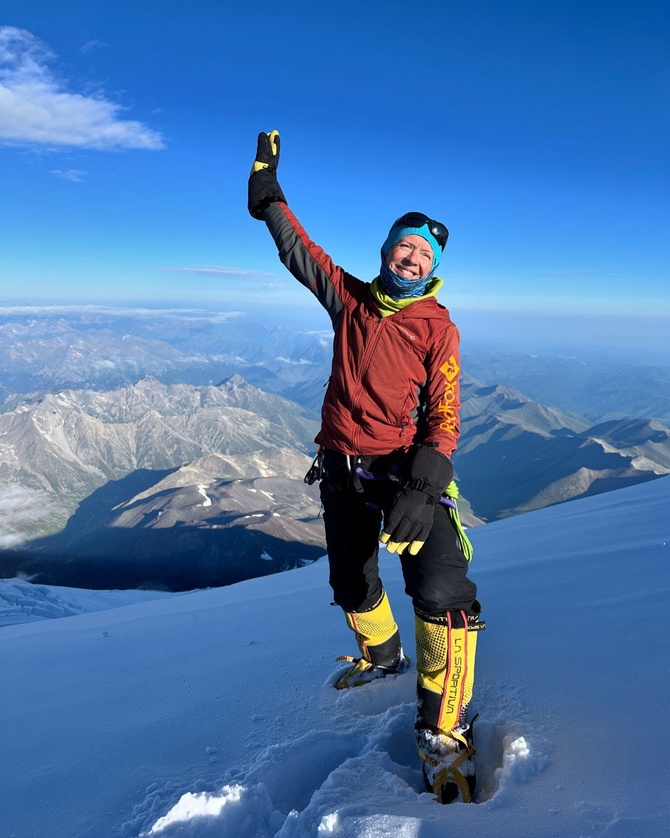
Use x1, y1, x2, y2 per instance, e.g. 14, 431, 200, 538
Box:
333, 589, 410, 689
414, 608, 484, 803
416, 719, 477, 804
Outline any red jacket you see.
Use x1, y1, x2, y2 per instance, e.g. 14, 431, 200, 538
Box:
264, 203, 461, 458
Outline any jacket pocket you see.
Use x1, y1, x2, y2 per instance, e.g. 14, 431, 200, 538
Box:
399, 388, 418, 434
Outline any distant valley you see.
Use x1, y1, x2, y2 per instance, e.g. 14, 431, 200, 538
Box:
1, 447, 325, 591
455, 377, 670, 520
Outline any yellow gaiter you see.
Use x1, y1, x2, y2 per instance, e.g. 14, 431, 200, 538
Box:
415, 609, 481, 735
345, 589, 401, 668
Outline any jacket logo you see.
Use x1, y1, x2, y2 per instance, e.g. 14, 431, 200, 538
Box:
396, 325, 416, 341
439, 356, 460, 381
438, 355, 459, 434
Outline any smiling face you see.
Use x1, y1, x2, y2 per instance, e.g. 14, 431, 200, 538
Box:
384, 234, 434, 280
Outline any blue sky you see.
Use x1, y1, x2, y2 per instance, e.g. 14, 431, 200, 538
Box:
1, 1, 668, 347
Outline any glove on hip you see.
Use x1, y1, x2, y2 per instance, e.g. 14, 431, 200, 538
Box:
381, 446, 453, 556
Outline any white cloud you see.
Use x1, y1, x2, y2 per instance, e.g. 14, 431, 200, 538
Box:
0, 303, 247, 321
80, 39, 110, 54
0, 26, 165, 150
168, 266, 276, 278
50, 168, 88, 182
0, 485, 64, 548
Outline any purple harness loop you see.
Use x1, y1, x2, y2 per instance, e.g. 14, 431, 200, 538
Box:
353, 463, 457, 509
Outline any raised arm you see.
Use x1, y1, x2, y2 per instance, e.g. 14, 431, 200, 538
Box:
247, 131, 365, 325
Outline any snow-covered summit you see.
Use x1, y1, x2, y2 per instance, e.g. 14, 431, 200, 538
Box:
1, 476, 669, 837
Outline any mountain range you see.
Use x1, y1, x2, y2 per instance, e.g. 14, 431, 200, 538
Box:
0, 308, 332, 403
1, 371, 669, 589
4, 307, 669, 424
2, 308, 669, 590
0, 376, 325, 587
454, 377, 670, 520
462, 344, 670, 424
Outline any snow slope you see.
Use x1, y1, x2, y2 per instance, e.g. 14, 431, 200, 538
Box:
0, 578, 173, 628
1, 476, 669, 838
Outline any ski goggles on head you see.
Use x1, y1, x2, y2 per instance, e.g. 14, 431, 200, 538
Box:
390, 212, 449, 251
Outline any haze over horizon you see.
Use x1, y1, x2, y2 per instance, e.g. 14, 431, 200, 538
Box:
1, 0, 668, 350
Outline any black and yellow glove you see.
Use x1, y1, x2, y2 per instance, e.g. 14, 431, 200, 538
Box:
380, 485, 437, 556
250, 129, 280, 174
380, 447, 454, 556
248, 130, 287, 220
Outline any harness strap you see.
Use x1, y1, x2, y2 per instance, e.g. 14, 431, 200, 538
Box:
346, 455, 366, 493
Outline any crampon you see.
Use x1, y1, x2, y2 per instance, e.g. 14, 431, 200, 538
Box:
416, 717, 478, 804
332, 653, 410, 690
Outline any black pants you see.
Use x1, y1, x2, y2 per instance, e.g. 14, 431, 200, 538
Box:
320, 453, 478, 617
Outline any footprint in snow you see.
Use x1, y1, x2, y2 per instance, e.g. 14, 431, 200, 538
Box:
137, 674, 547, 836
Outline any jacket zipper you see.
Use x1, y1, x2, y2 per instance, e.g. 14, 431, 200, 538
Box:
350, 316, 386, 452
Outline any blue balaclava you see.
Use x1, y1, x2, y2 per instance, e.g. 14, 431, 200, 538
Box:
379, 221, 443, 299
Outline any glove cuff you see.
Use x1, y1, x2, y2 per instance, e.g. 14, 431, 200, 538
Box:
408, 447, 454, 500
248, 169, 287, 220
407, 477, 436, 496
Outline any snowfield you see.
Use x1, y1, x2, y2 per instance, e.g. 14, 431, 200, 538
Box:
1, 476, 669, 837
0, 579, 172, 628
